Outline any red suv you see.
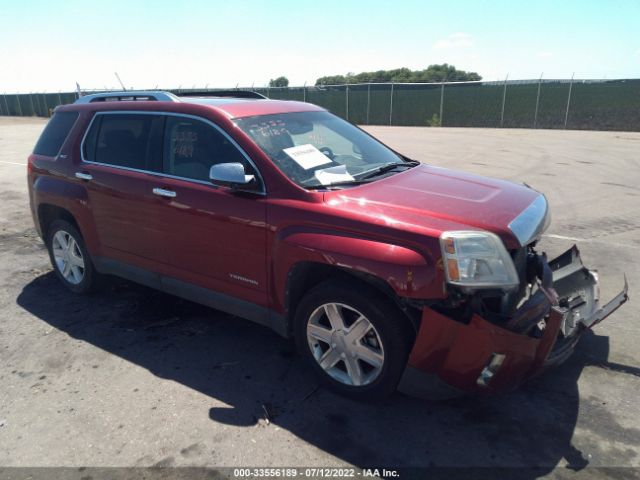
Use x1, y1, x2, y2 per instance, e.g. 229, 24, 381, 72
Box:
27, 91, 627, 400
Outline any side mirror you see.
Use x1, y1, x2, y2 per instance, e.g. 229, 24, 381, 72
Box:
209, 163, 255, 187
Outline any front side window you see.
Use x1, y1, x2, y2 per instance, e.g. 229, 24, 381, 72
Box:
235, 111, 415, 188
163, 116, 254, 183
83, 114, 163, 171
33, 111, 79, 156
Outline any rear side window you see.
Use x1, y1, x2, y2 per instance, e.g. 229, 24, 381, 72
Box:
83, 113, 163, 171
33, 111, 79, 156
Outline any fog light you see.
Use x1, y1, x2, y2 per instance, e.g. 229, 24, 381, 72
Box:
477, 353, 506, 387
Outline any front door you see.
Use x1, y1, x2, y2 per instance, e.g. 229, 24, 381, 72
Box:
149, 114, 268, 308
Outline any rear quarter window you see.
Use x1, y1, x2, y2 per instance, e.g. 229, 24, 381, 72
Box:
33, 111, 79, 157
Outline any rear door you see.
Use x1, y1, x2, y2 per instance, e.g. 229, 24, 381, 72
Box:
79, 112, 167, 266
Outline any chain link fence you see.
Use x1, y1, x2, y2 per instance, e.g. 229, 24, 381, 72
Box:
2, 79, 639, 131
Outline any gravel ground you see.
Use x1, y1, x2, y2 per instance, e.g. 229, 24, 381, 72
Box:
0, 117, 638, 478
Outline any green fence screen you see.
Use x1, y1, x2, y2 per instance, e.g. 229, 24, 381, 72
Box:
2, 79, 639, 131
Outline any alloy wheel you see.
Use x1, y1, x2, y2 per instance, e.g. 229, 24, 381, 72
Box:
306, 302, 385, 386
51, 230, 85, 285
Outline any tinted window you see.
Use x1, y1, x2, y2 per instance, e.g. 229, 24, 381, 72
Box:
33, 111, 79, 156
85, 114, 163, 171
163, 116, 251, 182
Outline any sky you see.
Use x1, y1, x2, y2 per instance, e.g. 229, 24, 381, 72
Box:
1, 0, 639, 92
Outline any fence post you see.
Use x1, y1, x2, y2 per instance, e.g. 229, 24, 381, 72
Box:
345, 84, 349, 120
439, 81, 445, 125
389, 82, 394, 125
533, 73, 542, 128
44, 92, 50, 116
34, 93, 40, 116
564, 73, 574, 129
366, 83, 371, 125
3, 93, 10, 116
500, 74, 508, 127
16, 95, 23, 116
29, 94, 36, 116
303, 82, 307, 102
40, 93, 47, 116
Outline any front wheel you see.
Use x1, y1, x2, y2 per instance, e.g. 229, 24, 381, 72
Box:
46, 220, 101, 294
294, 280, 413, 401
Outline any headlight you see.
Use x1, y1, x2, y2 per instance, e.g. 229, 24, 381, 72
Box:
440, 231, 519, 290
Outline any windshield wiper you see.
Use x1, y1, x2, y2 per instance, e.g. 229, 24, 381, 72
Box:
358, 160, 420, 181
305, 160, 420, 190
306, 179, 372, 190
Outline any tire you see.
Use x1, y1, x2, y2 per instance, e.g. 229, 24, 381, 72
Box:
46, 219, 101, 294
294, 279, 413, 401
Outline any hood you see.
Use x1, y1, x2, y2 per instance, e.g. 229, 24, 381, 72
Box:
323, 164, 547, 249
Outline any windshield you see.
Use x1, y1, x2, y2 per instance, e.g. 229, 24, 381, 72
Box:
234, 111, 411, 188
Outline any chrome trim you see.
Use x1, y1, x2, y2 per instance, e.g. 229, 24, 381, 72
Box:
74, 172, 93, 181
79, 110, 266, 195
74, 91, 180, 104
152, 187, 177, 198
209, 163, 255, 185
508, 194, 550, 246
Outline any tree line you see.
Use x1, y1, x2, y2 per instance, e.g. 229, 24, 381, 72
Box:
269, 64, 481, 88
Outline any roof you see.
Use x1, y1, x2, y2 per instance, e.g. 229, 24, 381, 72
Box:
188, 98, 324, 118
70, 90, 325, 118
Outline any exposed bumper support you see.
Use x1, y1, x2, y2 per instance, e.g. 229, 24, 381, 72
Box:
398, 245, 628, 399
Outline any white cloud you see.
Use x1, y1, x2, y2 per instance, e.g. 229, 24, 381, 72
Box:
433, 33, 474, 50
537, 51, 553, 58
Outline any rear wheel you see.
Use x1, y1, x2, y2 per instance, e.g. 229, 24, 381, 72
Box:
46, 220, 101, 293
294, 280, 413, 400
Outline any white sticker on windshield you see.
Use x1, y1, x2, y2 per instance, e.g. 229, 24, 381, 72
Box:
283, 144, 332, 170
314, 165, 355, 186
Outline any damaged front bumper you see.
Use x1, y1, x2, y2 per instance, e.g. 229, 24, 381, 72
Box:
398, 246, 628, 399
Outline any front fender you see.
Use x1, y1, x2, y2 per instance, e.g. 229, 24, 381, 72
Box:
273, 231, 444, 312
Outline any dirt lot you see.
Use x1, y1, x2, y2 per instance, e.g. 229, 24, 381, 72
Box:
0, 117, 639, 477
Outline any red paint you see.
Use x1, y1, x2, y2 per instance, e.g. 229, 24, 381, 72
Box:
27, 98, 573, 395
408, 307, 564, 393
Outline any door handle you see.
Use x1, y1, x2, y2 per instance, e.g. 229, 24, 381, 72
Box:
152, 187, 177, 198
75, 172, 93, 181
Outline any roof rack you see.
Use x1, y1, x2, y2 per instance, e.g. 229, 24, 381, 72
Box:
74, 89, 268, 104
74, 91, 180, 104
176, 90, 267, 99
